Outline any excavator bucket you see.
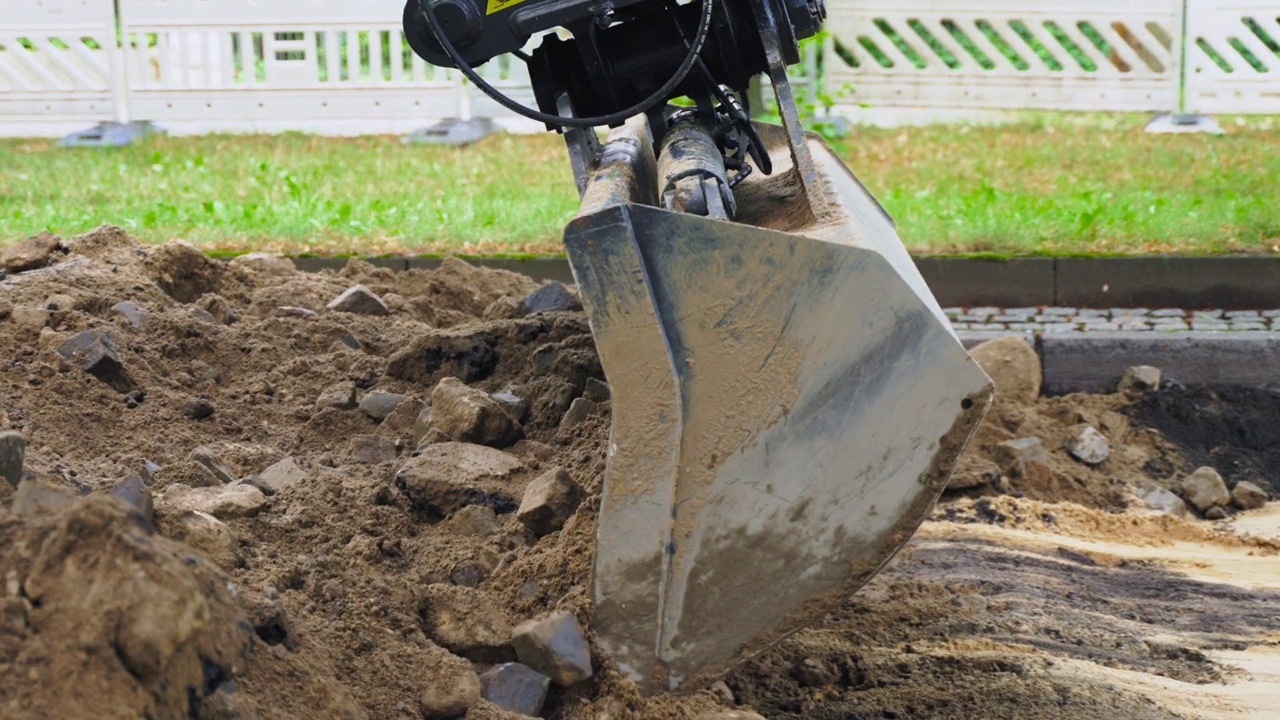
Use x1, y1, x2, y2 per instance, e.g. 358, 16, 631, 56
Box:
564, 118, 994, 693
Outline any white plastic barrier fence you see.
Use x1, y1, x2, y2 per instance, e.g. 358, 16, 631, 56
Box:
1, 0, 1278, 137
823, 0, 1184, 112
1184, 0, 1280, 114
116, 0, 537, 135
0, 0, 123, 138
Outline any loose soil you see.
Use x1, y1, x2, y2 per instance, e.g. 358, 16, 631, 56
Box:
1, 227, 1277, 720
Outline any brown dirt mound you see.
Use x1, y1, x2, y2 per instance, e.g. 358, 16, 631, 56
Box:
1, 226, 1276, 720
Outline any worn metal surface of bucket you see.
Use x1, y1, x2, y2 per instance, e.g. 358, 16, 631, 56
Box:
565, 120, 994, 694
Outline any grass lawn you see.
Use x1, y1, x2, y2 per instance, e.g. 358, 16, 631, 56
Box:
1, 114, 1277, 256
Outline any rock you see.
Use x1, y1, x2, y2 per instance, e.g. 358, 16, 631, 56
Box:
1204, 506, 1230, 520
160, 484, 268, 520
693, 713, 767, 720
386, 329, 499, 385
351, 434, 397, 464
274, 305, 317, 319
259, 456, 307, 493
327, 285, 389, 316
173, 510, 239, 568
430, 377, 523, 448
11, 479, 79, 517
418, 584, 515, 662
111, 474, 154, 527
111, 301, 151, 328
56, 329, 124, 382
229, 252, 295, 276
947, 454, 1001, 490
1, 231, 61, 272
316, 381, 357, 410
359, 391, 407, 421
1181, 467, 1230, 511
189, 306, 218, 323
969, 336, 1041, 406
396, 442, 525, 516
1231, 480, 1269, 510
419, 649, 483, 719
1137, 486, 1187, 517
1064, 424, 1110, 465
0, 430, 24, 487
10, 305, 50, 330
491, 388, 531, 424
709, 680, 735, 706
516, 468, 584, 537
583, 377, 611, 403
558, 397, 598, 433
444, 505, 503, 538
234, 474, 276, 497
190, 447, 238, 485
1117, 365, 1161, 393
479, 663, 550, 717
520, 282, 582, 315
994, 437, 1050, 473
184, 399, 216, 420
195, 294, 239, 325
413, 406, 435, 446
511, 611, 593, 686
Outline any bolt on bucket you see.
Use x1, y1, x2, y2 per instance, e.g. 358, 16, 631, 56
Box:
564, 119, 994, 693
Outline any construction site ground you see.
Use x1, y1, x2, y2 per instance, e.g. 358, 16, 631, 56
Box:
0, 227, 1278, 720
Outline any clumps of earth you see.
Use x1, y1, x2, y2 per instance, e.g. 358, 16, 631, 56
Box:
0, 227, 1276, 720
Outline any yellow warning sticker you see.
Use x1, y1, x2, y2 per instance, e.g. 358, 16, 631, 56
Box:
485, 0, 529, 15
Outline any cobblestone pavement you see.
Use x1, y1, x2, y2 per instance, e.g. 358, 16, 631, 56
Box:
945, 307, 1280, 333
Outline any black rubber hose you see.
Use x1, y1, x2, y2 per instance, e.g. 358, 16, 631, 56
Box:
422, 0, 715, 128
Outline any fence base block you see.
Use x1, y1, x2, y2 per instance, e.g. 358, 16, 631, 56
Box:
1144, 114, 1224, 135
56, 121, 164, 148
401, 118, 496, 146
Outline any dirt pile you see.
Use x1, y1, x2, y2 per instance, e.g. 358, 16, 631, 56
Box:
0, 226, 1276, 720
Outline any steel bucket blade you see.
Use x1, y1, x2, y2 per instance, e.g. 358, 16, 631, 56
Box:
564, 123, 994, 694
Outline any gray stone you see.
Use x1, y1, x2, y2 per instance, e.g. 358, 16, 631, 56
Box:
520, 282, 582, 315
1007, 322, 1044, 331
359, 391, 407, 422
558, 397, 599, 433
517, 468, 585, 537
1231, 481, 1268, 510
942, 307, 963, 316
511, 611, 593, 686
419, 652, 482, 720
111, 301, 151, 328
992, 314, 1031, 323
1117, 365, 1161, 393
1151, 308, 1185, 317
351, 434, 397, 464
491, 388, 531, 424
0, 431, 24, 487
444, 505, 503, 538
274, 305, 317, 319
1065, 424, 1109, 464
234, 474, 276, 497
969, 323, 1006, 331
956, 315, 990, 323
994, 437, 1051, 484
419, 584, 514, 663
259, 456, 306, 492
316, 381, 357, 410
1231, 322, 1268, 331
110, 474, 154, 526
327, 285, 389, 316
395, 442, 525, 515
189, 447, 238, 485
1, 231, 61, 273
1194, 309, 1225, 319
583, 377, 611, 403
479, 663, 550, 717
1118, 321, 1151, 331
1111, 308, 1150, 317
1190, 321, 1228, 331
966, 306, 999, 317
1080, 322, 1120, 332
1137, 486, 1187, 517
1263, 309, 1280, 319
430, 377, 523, 448
56, 329, 124, 381
1004, 307, 1038, 316
11, 479, 78, 518
174, 510, 239, 568
1181, 467, 1230, 511
184, 399, 216, 420
1225, 310, 1260, 319
159, 483, 268, 520
1205, 505, 1230, 520
1042, 307, 1077, 316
